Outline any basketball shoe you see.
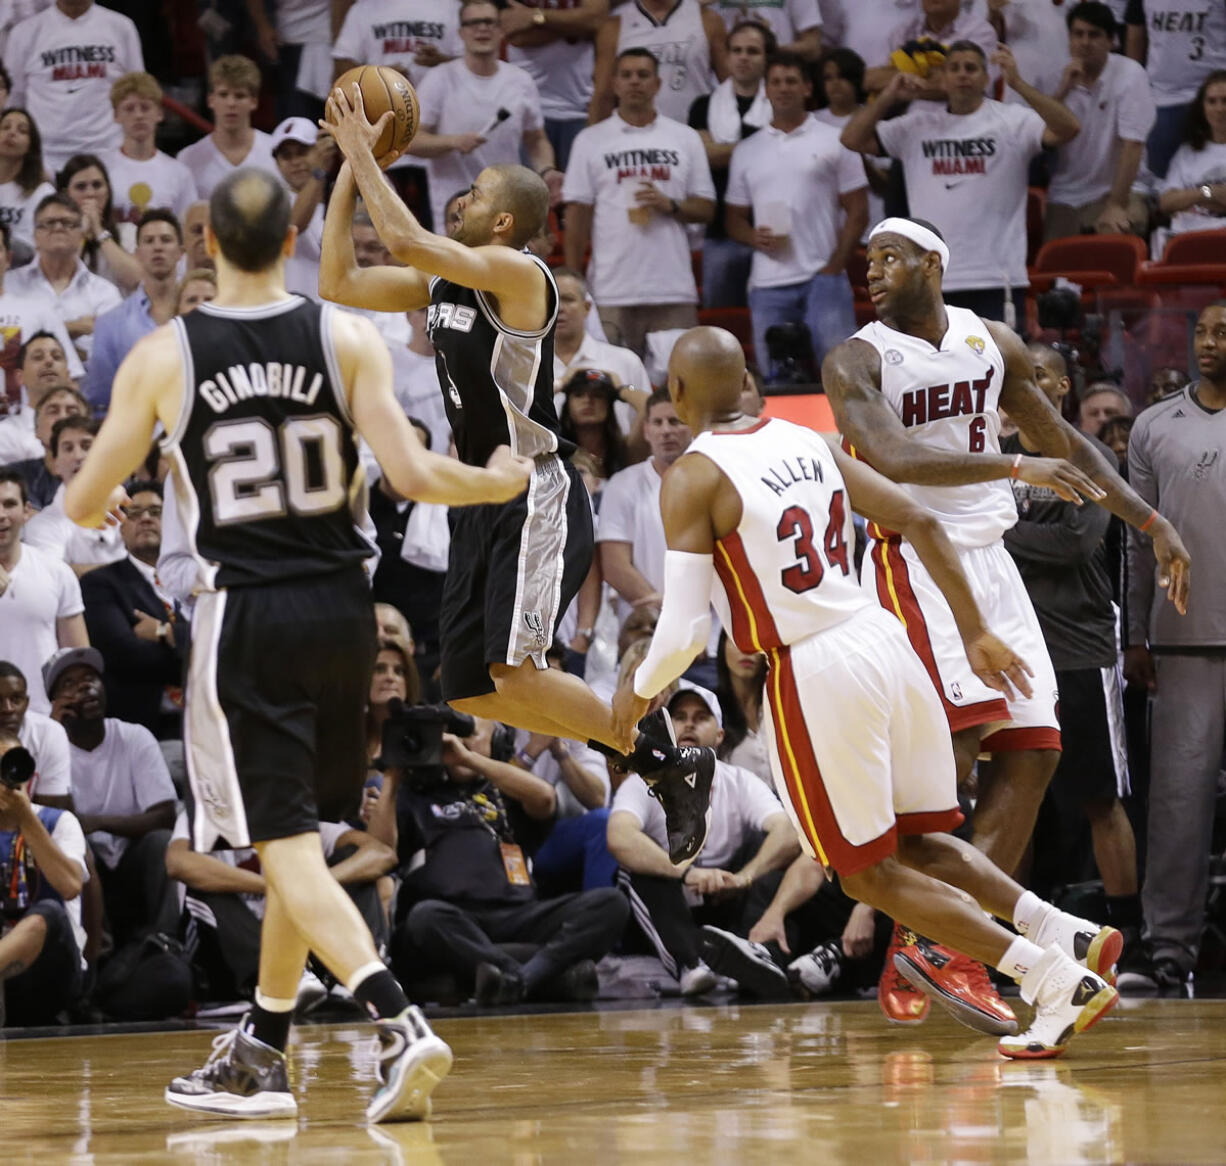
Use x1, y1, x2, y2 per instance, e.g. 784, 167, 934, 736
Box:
634, 710, 715, 867
365, 1006, 453, 1123
1028, 908, 1124, 985
892, 935, 1019, 1036
165, 1024, 297, 1118
789, 941, 844, 997
877, 924, 930, 1025
997, 947, 1118, 1060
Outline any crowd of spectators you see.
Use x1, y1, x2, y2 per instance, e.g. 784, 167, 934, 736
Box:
0, 0, 1222, 1027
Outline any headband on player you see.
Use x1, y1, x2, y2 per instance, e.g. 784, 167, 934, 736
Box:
869, 217, 950, 271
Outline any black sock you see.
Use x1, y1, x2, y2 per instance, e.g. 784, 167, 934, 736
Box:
1105, 893, 1142, 931
353, 968, 410, 1020
246, 1003, 293, 1053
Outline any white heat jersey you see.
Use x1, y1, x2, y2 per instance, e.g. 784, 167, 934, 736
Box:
852, 306, 1017, 549
617, 0, 716, 124
690, 417, 870, 653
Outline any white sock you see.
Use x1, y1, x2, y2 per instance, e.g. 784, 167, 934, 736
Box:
997, 935, 1047, 983
1011, 890, 1052, 939
253, 989, 296, 1012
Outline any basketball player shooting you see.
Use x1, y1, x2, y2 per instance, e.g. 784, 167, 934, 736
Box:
613, 325, 1122, 1058
821, 217, 1191, 1034
321, 83, 717, 866
62, 168, 537, 1122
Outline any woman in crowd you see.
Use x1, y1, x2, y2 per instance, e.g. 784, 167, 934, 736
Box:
557, 368, 629, 487
1159, 71, 1226, 237
813, 48, 886, 237
175, 267, 217, 315
0, 108, 54, 258
714, 632, 771, 783
365, 634, 421, 767
56, 153, 141, 291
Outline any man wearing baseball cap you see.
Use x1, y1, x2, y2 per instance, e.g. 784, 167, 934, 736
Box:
44, 646, 178, 952
607, 681, 802, 999
270, 117, 337, 297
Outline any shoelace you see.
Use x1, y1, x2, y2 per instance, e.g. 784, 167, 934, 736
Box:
192, 1029, 239, 1079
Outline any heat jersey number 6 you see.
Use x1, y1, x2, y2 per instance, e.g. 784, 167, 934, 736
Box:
204, 415, 346, 525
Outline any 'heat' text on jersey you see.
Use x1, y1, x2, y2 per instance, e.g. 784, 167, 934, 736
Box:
900, 368, 994, 428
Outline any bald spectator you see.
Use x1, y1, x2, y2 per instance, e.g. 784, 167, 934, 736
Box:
176, 56, 277, 201
563, 48, 715, 356
1079, 381, 1134, 436
7, 385, 88, 510
181, 202, 212, 271
1045, 2, 1155, 239
103, 72, 196, 227
4, 0, 144, 171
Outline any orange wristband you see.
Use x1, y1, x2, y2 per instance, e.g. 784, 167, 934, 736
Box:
1010, 453, 1023, 480
1139, 508, 1158, 533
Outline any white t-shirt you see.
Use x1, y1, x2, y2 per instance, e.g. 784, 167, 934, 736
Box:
68, 716, 176, 868
277, 0, 329, 42
562, 112, 715, 307
177, 131, 279, 202
1163, 141, 1226, 235
997, 0, 1070, 107
24, 482, 126, 568
596, 457, 668, 622
332, 0, 462, 88
515, 729, 610, 819
553, 331, 650, 434
0, 179, 54, 253
612, 760, 783, 870
1130, 0, 1226, 106
0, 285, 86, 396
0, 408, 41, 464
0, 542, 84, 713
42, 808, 89, 957
4, 2, 143, 168
5, 260, 122, 363
415, 59, 546, 232
508, 31, 594, 122
616, 0, 716, 124
876, 99, 1047, 292
103, 149, 197, 227
389, 342, 451, 455
284, 202, 324, 298
1048, 54, 1156, 207
709, 0, 821, 41
18, 708, 72, 798
726, 115, 866, 291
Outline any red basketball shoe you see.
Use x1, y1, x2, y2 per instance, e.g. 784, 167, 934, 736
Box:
893, 939, 1019, 1036
878, 924, 930, 1025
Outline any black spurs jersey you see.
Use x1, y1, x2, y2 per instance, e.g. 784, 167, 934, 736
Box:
161, 297, 372, 589
426, 251, 574, 467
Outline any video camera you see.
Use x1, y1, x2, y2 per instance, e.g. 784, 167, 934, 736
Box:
376, 701, 475, 779
0, 746, 35, 790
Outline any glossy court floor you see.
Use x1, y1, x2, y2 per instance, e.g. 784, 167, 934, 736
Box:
3, 998, 1226, 1164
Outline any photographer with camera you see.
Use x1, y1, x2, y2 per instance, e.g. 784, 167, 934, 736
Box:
0, 729, 88, 1026
373, 704, 628, 1006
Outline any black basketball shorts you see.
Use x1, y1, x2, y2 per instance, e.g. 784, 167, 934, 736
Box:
184, 567, 377, 848
440, 454, 593, 703
1051, 665, 1130, 805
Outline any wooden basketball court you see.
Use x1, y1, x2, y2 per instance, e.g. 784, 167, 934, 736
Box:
3, 997, 1225, 1163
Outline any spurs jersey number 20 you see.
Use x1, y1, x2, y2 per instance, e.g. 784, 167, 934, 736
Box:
853, 306, 1016, 548
162, 297, 370, 590
690, 418, 870, 653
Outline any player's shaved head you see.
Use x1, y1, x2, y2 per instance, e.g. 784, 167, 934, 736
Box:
669, 326, 747, 415
209, 167, 292, 272
1027, 341, 1068, 378
488, 164, 548, 248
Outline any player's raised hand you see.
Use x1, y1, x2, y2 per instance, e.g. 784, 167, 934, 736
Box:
1147, 515, 1191, 615
1014, 456, 1106, 505
324, 83, 394, 165
964, 630, 1034, 700
483, 445, 534, 501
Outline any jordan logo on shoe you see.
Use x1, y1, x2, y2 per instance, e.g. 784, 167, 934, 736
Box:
1072, 977, 1100, 1006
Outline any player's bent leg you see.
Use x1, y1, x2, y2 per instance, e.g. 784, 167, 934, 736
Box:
972, 749, 1060, 878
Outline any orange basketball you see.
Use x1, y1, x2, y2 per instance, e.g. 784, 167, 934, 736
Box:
329, 65, 420, 165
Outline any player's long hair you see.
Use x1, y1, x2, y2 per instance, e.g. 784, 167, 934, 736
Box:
1183, 70, 1226, 151
714, 631, 767, 761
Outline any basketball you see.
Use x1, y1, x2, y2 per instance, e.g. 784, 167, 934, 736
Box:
329, 65, 420, 165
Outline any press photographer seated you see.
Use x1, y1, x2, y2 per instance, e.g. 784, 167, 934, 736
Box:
371, 705, 627, 1007
0, 731, 88, 1026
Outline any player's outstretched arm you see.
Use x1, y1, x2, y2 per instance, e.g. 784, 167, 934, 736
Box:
338, 311, 532, 506
65, 328, 177, 529
318, 163, 432, 312
610, 454, 720, 741
828, 439, 1034, 700
823, 339, 1021, 487
327, 85, 546, 314
990, 320, 1190, 613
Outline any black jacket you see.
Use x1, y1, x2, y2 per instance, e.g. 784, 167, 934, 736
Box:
81, 557, 190, 736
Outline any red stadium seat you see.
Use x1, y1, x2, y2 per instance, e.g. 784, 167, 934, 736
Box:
1136, 262, 1226, 288
1032, 234, 1147, 287
1160, 230, 1226, 266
